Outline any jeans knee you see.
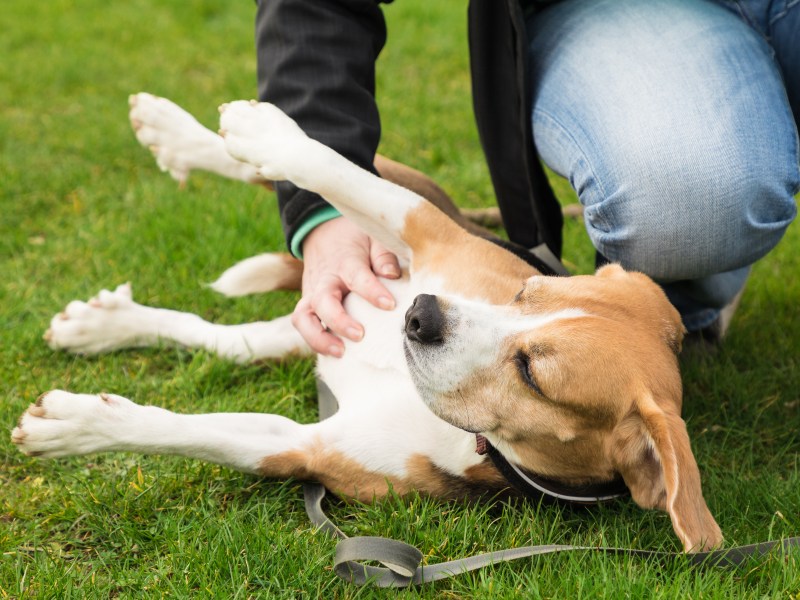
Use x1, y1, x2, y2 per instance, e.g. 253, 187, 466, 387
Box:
525, 0, 800, 280
585, 157, 798, 281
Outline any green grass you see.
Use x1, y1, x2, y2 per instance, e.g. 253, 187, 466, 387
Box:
1, 0, 799, 597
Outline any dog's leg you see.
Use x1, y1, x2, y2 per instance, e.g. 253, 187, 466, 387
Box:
12, 391, 491, 501
12, 390, 316, 473
129, 92, 270, 187
219, 102, 534, 299
12, 392, 415, 500
208, 252, 302, 297
220, 101, 466, 262
131, 94, 502, 240
45, 283, 309, 361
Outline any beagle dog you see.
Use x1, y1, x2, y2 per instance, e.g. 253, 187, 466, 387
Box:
12, 95, 722, 553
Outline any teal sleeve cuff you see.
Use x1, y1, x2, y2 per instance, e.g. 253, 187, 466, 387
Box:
289, 205, 342, 259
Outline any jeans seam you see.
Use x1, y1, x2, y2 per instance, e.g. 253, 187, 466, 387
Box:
770, 0, 800, 27
731, 0, 758, 30
771, 0, 800, 193
533, 107, 610, 228
790, 104, 800, 196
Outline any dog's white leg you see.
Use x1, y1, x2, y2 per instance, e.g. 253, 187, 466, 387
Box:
219, 101, 463, 261
12, 391, 408, 498
129, 92, 268, 186
11, 390, 315, 474
12, 391, 493, 500
45, 283, 310, 361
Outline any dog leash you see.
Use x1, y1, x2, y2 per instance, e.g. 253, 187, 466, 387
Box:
303, 480, 800, 588
304, 379, 800, 588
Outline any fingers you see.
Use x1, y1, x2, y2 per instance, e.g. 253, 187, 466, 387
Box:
291, 297, 348, 357
296, 217, 400, 356
294, 265, 366, 356
313, 279, 364, 341
340, 258, 396, 312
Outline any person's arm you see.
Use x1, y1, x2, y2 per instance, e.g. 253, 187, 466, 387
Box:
256, 0, 388, 248
255, 0, 399, 356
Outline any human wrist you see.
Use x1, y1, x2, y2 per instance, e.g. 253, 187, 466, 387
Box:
289, 205, 342, 258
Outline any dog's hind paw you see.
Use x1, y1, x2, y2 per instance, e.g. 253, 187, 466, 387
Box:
45, 283, 155, 354
130, 92, 223, 185
219, 101, 314, 185
130, 92, 268, 185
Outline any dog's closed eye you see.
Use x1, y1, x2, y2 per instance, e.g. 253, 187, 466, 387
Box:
514, 351, 544, 396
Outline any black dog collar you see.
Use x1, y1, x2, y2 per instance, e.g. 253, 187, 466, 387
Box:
476, 434, 630, 506
484, 238, 570, 277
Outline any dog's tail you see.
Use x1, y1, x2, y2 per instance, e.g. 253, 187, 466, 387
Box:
209, 253, 303, 297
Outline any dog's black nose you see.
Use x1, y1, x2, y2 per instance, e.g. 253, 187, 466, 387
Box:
404, 294, 444, 344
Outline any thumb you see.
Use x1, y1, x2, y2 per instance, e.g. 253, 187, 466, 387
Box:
370, 241, 401, 279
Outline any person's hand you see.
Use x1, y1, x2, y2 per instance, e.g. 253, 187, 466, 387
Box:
294, 217, 400, 356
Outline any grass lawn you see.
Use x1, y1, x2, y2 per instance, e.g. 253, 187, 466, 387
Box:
2, 0, 799, 597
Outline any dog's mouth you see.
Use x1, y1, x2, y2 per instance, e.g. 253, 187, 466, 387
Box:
402, 338, 438, 397
403, 335, 497, 434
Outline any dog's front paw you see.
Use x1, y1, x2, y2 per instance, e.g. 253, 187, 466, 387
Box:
219, 101, 312, 183
45, 283, 153, 354
129, 92, 223, 185
12, 391, 135, 458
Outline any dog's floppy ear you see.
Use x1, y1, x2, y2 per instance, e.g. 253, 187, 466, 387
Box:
611, 391, 722, 552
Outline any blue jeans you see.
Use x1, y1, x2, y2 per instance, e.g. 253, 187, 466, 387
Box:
527, 0, 800, 331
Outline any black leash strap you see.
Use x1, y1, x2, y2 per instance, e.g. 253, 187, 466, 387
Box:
482, 239, 569, 276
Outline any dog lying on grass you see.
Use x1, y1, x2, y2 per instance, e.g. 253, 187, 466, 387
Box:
12, 95, 722, 552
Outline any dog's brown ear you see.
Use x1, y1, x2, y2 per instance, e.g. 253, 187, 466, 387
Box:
611, 392, 722, 552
